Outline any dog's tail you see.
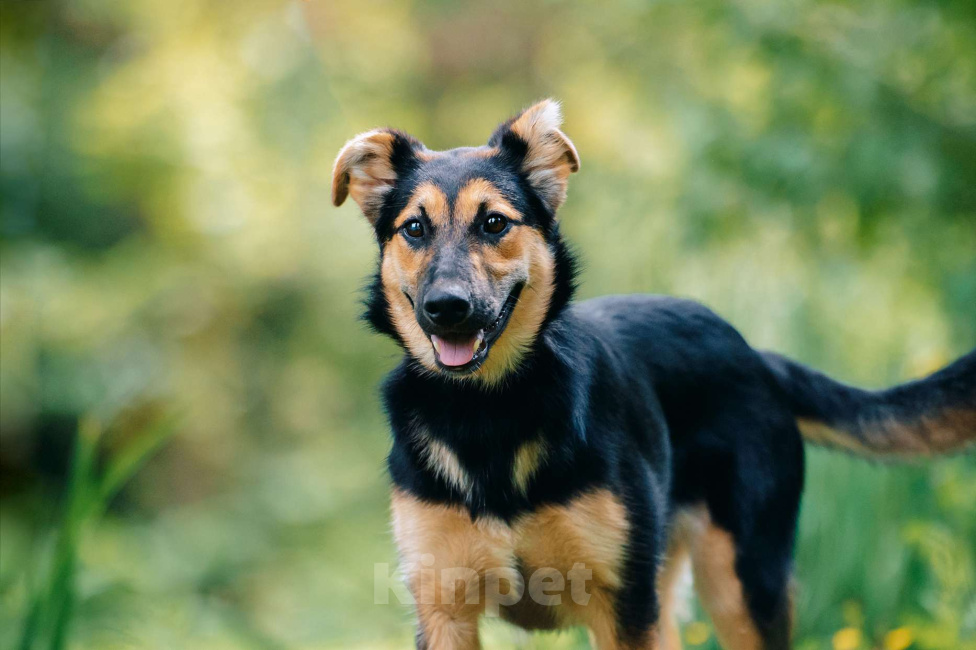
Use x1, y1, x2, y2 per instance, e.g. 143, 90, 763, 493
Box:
761, 349, 976, 457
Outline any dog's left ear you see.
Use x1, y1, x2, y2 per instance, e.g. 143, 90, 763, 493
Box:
490, 99, 580, 213
332, 129, 422, 225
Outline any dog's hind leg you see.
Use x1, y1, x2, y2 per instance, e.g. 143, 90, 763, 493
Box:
672, 402, 802, 650
656, 532, 690, 650
684, 508, 789, 650
687, 512, 793, 649
680, 466, 798, 650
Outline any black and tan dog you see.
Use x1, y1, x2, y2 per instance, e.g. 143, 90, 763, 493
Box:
332, 100, 976, 649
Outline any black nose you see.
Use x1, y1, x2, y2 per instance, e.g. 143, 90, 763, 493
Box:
423, 288, 472, 326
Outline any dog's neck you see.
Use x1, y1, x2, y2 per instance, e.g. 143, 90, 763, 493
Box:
382, 311, 594, 519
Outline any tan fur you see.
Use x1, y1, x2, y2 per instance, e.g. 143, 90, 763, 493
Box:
657, 532, 690, 650
798, 407, 976, 458
922, 408, 976, 451
679, 507, 764, 650
511, 438, 548, 496
796, 418, 878, 456
331, 129, 400, 223
391, 489, 651, 649
411, 425, 472, 498
513, 490, 635, 647
392, 490, 514, 649
475, 227, 555, 385
338, 108, 577, 386
513, 490, 629, 591
509, 99, 580, 211
378, 173, 557, 384
336, 102, 580, 386
380, 182, 451, 373
396, 181, 452, 230
453, 177, 523, 227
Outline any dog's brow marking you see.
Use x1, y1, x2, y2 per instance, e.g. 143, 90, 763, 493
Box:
454, 178, 520, 227
412, 425, 472, 497
512, 437, 548, 496
396, 181, 450, 229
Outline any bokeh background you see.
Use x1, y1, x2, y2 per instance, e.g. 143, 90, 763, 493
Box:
1, 0, 975, 649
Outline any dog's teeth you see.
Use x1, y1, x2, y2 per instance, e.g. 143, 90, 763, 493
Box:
432, 338, 441, 354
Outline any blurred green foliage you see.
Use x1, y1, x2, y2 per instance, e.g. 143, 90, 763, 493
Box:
1, 0, 974, 648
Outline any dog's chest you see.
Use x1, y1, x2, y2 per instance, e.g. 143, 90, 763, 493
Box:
410, 426, 551, 510
391, 488, 630, 622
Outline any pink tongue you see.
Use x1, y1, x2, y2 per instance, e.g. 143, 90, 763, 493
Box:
432, 334, 478, 367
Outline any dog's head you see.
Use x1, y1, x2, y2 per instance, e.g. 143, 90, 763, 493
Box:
333, 100, 579, 384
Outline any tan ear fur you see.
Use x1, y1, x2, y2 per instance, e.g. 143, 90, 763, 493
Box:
331, 129, 399, 224
508, 99, 580, 211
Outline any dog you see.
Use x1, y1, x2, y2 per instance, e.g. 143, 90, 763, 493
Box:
331, 99, 976, 649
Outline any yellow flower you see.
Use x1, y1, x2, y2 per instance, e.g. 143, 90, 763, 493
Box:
833, 627, 863, 650
684, 621, 711, 646
884, 627, 913, 650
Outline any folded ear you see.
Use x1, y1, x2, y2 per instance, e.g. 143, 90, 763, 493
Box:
332, 129, 422, 225
489, 99, 580, 213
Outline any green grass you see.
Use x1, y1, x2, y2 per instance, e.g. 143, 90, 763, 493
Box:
15, 417, 178, 650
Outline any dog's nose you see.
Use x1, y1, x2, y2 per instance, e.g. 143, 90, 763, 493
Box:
423, 288, 472, 327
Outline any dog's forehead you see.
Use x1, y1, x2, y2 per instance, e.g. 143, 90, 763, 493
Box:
410, 147, 517, 207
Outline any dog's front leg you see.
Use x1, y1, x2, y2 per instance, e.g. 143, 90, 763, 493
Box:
392, 490, 516, 650
413, 607, 480, 650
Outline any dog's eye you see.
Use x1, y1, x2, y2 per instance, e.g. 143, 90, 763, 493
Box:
402, 219, 425, 239
483, 214, 508, 235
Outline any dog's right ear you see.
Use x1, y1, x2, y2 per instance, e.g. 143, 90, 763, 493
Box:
332, 129, 422, 225
489, 99, 580, 214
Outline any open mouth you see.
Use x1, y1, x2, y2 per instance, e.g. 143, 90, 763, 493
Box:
428, 283, 524, 373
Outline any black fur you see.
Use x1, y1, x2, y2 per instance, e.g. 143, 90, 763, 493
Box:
763, 349, 976, 455
349, 111, 976, 649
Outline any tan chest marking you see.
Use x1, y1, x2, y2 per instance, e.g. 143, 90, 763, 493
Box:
513, 490, 633, 647
511, 438, 548, 496
391, 488, 633, 643
512, 490, 628, 591
391, 490, 514, 648
409, 430, 549, 501
410, 426, 473, 498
